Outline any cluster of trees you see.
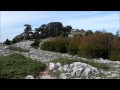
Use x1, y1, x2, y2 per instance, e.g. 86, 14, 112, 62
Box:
3, 39, 12, 45
35, 22, 72, 39
10, 22, 72, 43
41, 30, 120, 61
3, 22, 72, 44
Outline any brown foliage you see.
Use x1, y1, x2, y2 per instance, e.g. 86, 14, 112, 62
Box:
78, 31, 111, 59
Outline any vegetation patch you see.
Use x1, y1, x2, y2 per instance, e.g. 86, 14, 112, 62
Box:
0, 53, 46, 79
51, 58, 80, 65
40, 37, 70, 53
8, 46, 29, 52
30, 39, 41, 49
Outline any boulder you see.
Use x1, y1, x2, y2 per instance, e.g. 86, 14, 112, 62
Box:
76, 68, 84, 76
25, 75, 34, 79
63, 64, 69, 72
73, 62, 81, 66
111, 74, 118, 77
49, 62, 59, 70
56, 62, 61, 67
49, 62, 55, 70
80, 63, 88, 69
95, 77, 101, 79
58, 67, 63, 72
3, 46, 9, 49
71, 69, 76, 77
70, 63, 74, 69
59, 73, 67, 79
54, 64, 59, 70
83, 68, 92, 78
91, 67, 100, 75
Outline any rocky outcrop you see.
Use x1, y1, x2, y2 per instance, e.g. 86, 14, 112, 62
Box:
0, 45, 13, 57
49, 62, 101, 79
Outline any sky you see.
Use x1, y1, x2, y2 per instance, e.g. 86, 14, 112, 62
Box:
0, 11, 120, 42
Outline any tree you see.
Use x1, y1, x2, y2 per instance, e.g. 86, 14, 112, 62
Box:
30, 39, 40, 49
48, 22, 63, 37
65, 25, 72, 35
62, 25, 72, 37
24, 24, 32, 39
116, 30, 120, 37
3, 39, 11, 45
39, 24, 48, 38
12, 38, 17, 44
32, 28, 40, 39
85, 30, 93, 36
39, 22, 64, 38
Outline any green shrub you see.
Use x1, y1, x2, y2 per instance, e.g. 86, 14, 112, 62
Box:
109, 37, 120, 61
51, 58, 80, 65
67, 43, 78, 55
40, 40, 55, 51
30, 39, 41, 48
53, 37, 70, 53
0, 53, 46, 79
73, 33, 83, 38
68, 34, 83, 55
78, 45, 92, 58
8, 46, 29, 52
41, 37, 70, 53
67, 38, 79, 55
82, 60, 110, 70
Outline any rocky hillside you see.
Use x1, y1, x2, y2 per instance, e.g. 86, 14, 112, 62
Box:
0, 40, 120, 79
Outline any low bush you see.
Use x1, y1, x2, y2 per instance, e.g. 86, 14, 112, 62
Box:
41, 37, 70, 53
51, 58, 80, 65
40, 40, 54, 51
82, 60, 110, 70
67, 35, 81, 55
8, 46, 29, 52
30, 39, 41, 49
109, 37, 120, 61
78, 32, 112, 59
67, 43, 79, 55
0, 53, 46, 79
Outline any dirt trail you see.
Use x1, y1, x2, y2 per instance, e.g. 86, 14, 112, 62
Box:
38, 64, 50, 79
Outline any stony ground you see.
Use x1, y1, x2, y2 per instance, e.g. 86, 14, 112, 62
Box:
0, 40, 120, 79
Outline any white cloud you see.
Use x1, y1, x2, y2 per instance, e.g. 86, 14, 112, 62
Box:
64, 13, 119, 30
1, 11, 51, 29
